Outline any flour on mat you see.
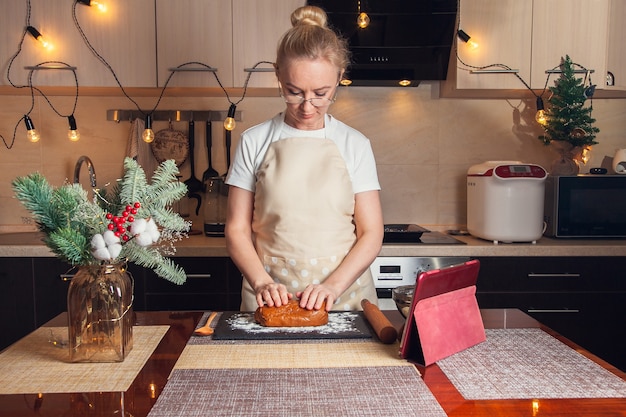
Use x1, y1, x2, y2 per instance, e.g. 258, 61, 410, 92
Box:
226, 312, 360, 335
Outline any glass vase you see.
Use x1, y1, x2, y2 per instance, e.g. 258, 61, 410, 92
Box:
67, 262, 134, 362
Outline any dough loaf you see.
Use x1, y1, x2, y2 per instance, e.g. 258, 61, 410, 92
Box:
254, 300, 328, 327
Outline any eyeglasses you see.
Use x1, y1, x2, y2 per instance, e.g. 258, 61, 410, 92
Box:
279, 83, 337, 108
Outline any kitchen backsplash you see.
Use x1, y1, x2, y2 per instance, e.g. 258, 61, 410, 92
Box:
1, 83, 625, 233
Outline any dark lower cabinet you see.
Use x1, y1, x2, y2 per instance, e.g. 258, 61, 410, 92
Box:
0, 258, 70, 351
137, 257, 242, 312
0, 258, 35, 351
32, 259, 72, 327
475, 256, 626, 372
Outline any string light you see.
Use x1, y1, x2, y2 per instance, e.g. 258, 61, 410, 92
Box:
24, 116, 41, 143
67, 115, 80, 141
26, 26, 54, 51
142, 114, 154, 143
535, 97, 547, 125
457, 29, 479, 50
77, 0, 107, 12
357, 1, 370, 29
223, 104, 237, 131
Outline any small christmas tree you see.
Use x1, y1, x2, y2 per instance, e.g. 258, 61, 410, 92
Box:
538, 55, 599, 148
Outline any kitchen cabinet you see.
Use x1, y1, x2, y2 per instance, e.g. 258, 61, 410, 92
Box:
454, 0, 610, 91
0, 258, 71, 351
475, 256, 626, 372
32, 258, 71, 327
1, 0, 156, 88
232, 0, 305, 88
0, 258, 34, 351
607, 0, 626, 90
139, 257, 242, 311
155, 0, 233, 88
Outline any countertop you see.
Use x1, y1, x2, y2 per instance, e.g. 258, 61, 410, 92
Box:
1, 231, 626, 258
0, 309, 624, 417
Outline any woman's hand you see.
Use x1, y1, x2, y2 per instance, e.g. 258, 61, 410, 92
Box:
255, 282, 292, 308
296, 284, 339, 312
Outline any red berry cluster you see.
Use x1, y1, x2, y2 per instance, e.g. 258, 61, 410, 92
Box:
106, 202, 141, 241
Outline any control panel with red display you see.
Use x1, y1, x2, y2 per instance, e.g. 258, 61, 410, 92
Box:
493, 164, 547, 178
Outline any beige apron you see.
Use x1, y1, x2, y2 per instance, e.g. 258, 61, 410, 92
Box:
240, 136, 378, 311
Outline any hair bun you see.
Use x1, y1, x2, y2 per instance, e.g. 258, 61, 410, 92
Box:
291, 6, 328, 28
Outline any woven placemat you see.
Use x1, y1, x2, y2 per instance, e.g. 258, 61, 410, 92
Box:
438, 328, 626, 399
149, 366, 446, 417
0, 325, 169, 394
174, 341, 407, 370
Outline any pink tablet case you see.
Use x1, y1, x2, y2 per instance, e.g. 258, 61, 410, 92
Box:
399, 259, 485, 366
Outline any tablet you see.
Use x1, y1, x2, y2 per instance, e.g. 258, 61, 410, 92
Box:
399, 259, 484, 365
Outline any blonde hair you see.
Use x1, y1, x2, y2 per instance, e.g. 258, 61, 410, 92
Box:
276, 6, 349, 76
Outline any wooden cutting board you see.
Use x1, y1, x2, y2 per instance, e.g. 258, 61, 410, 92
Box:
212, 311, 373, 340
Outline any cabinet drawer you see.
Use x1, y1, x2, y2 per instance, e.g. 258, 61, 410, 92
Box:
144, 292, 241, 311
144, 258, 229, 292
476, 257, 626, 292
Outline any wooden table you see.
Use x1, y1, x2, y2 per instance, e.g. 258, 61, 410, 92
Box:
0, 309, 624, 416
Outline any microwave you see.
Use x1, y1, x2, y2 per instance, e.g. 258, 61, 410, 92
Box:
544, 175, 626, 238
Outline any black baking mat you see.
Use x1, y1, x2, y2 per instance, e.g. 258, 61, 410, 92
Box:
212, 311, 373, 340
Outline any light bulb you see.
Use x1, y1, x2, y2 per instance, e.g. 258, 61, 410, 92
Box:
535, 110, 547, 125
78, 0, 107, 12
398, 79, 412, 87
24, 115, 40, 143
357, 12, 370, 29
224, 104, 236, 131
90, 1, 107, 12
67, 115, 80, 142
142, 128, 154, 143
535, 97, 547, 125
142, 114, 154, 143
68, 130, 80, 141
457, 29, 478, 50
26, 26, 54, 51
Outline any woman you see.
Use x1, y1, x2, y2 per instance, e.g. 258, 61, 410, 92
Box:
225, 5, 383, 312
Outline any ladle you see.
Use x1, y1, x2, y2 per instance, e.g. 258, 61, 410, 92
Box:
193, 311, 218, 336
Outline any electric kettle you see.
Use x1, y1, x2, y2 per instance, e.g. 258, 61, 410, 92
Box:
203, 176, 228, 237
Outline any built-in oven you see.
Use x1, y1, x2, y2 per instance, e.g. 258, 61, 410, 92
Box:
371, 225, 469, 309
370, 256, 471, 309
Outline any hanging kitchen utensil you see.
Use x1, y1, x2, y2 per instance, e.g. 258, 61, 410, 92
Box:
183, 120, 203, 215
150, 120, 189, 166
201, 120, 219, 182
225, 127, 232, 176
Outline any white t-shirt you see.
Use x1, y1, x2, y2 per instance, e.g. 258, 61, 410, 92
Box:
226, 112, 380, 194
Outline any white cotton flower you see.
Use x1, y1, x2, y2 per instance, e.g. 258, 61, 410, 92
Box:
108, 242, 122, 259
92, 247, 112, 261
103, 230, 120, 245
90, 233, 106, 250
90, 232, 122, 261
131, 218, 147, 235
132, 218, 160, 247
135, 232, 154, 247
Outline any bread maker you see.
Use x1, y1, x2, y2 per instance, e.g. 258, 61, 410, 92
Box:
467, 161, 547, 243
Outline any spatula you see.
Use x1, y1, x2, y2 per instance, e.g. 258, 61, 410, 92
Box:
201, 120, 219, 182
183, 120, 203, 214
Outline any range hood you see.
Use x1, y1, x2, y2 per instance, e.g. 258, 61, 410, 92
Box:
306, 0, 457, 87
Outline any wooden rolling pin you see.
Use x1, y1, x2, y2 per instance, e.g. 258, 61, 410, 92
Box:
361, 299, 398, 344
